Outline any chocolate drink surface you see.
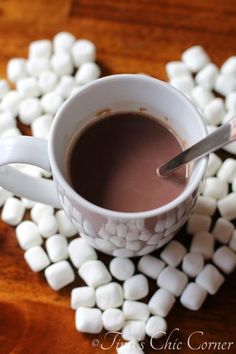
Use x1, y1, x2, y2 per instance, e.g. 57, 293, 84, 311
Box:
67, 112, 188, 212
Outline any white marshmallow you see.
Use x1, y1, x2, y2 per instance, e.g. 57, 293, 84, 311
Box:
75, 307, 102, 334
123, 301, 150, 322
169, 75, 194, 96
222, 110, 236, 124
190, 232, 214, 260
55, 75, 76, 99
229, 230, 236, 251
0, 111, 16, 134
75, 62, 101, 84
232, 178, 236, 192
148, 288, 175, 317
38, 70, 58, 94
218, 192, 236, 220
191, 85, 214, 109
225, 91, 236, 111
193, 196, 216, 216
202, 177, 228, 200
16, 220, 42, 250
0, 79, 10, 99
1, 197, 25, 226
196, 264, 224, 295
122, 321, 146, 341
16, 77, 41, 97
109, 257, 135, 281
38, 214, 58, 238
21, 198, 36, 209
29, 39, 52, 59
53, 32, 76, 53
95, 282, 123, 310
213, 246, 236, 274
165, 61, 190, 80
45, 234, 68, 262
72, 39, 96, 67
79, 260, 111, 288
180, 282, 207, 311
181, 46, 210, 73
19, 97, 42, 125
123, 274, 149, 300
51, 52, 73, 76
214, 74, 236, 96
102, 309, 124, 332
71, 286, 95, 309
68, 238, 97, 268
0, 187, 12, 207
187, 214, 211, 234
31, 114, 53, 139
157, 266, 188, 297
222, 141, 236, 154
30, 203, 54, 223
117, 341, 144, 354
145, 316, 167, 339
217, 158, 236, 183
27, 57, 51, 76
0, 127, 21, 138
207, 125, 217, 134
41, 91, 63, 114
24, 246, 50, 272
221, 56, 236, 75
203, 98, 225, 125
195, 63, 219, 90
182, 252, 204, 278
212, 218, 234, 244
55, 209, 77, 237
0, 90, 22, 117
7, 58, 27, 83
160, 240, 187, 267
45, 260, 75, 290
137, 255, 165, 279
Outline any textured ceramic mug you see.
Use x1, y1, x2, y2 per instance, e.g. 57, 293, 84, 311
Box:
0, 74, 208, 257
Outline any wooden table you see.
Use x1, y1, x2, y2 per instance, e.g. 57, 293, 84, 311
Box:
0, 1, 235, 353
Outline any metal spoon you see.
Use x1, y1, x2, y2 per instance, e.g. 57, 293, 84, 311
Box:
157, 117, 236, 177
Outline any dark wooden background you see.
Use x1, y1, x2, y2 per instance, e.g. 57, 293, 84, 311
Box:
0, 1, 236, 353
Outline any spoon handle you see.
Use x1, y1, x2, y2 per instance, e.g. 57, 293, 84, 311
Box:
158, 117, 236, 177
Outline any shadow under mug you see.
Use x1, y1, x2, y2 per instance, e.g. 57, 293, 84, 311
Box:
0, 74, 208, 257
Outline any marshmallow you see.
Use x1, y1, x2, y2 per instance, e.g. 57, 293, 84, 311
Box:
0, 90, 22, 117
45, 260, 75, 290
157, 266, 188, 297
71, 286, 95, 309
19, 97, 42, 125
195, 63, 219, 90
38, 214, 58, 238
225, 91, 236, 111
203, 98, 225, 125
76, 307, 102, 334
27, 57, 51, 76
217, 158, 236, 183
21, 198, 36, 209
0, 111, 16, 134
123, 274, 149, 300
31, 114, 53, 139
24, 246, 50, 272
193, 196, 217, 216
79, 260, 111, 288
207, 125, 217, 134
16, 220, 42, 250
123, 301, 150, 322
95, 282, 123, 310
122, 320, 146, 341
191, 85, 214, 109
160, 240, 187, 267
196, 264, 224, 295
29, 39, 52, 59
145, 316, 167, 339
41, 91, 63, 114
202, 177, 228, 199
30, 203, 54, 223
72, 39, 96, 67
117, 341, 144, 354
1, 127, 21, 138
182, 252, 204, 278
137, 255, 165, 279
218, 193, 236, 220
53, 32, 76, 53
187, 214, 211, 234
109, 257, 135, 281
0, 79, 10, 99
16, 77, 41, 97
222, 110, 236, 124
181, 46, 210, 73
190, 232, 214, 260
229, 231, 236, 251
38, 70, 58, 94
51, 52, 73, 76
222, 141, 236, 155
221, 56, 236, 75
213, 246, 236, 274
214, 74, 236, 96
102, 309, 125, 332
165, 61, 190, 80
206, 152, 222, 177
1, 197, 25, 226
148, 288, 176, 317
0, 187, 12, 207
75, 62, 101, 84
55, 209, 77, 237
212, 218, 234, 244
7, 58, 27, 83
169, 75, 194, 96
45, 234, 68, 262
180, 282, 207, 311
68, 238, 97, 268
55, 75, 76, 98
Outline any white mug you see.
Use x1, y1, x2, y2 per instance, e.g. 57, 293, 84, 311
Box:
0, 74, 208, 257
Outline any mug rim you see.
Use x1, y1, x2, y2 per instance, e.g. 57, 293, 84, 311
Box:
49, 74, 208, 219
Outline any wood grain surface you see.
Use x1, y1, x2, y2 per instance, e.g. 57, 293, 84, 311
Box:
0, 1, 236, 353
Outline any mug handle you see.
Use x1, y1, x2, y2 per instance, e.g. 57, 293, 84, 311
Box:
0, 136, 61, 208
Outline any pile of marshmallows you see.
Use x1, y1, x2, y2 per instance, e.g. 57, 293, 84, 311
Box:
0, 36, 236, 354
